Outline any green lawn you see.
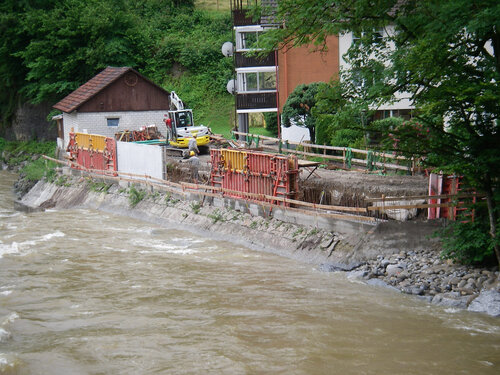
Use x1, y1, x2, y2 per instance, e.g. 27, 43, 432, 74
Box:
195, 0, 231, 11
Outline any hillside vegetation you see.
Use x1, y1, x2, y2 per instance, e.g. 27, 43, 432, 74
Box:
0, 0, 235, 136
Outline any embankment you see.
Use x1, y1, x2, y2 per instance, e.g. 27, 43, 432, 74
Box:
15, 169, 500, 316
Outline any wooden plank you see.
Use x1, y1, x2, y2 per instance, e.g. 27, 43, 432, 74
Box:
367, 202, 471, 211
366, 193, 481, 202
181, 181, 367, 213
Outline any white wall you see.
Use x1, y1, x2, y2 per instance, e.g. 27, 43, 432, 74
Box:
338, 28, 414, 111
62, 112, 78, 149
281, 124, 311, 143
116, 141, 165, 180
62, 110, 168, 148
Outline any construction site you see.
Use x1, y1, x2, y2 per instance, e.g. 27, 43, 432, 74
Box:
60, 124, 474, 227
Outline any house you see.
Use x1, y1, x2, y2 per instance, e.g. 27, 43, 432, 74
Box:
230, 0, 339, 141
53, 67, 171, 149
338, 28, 414, 121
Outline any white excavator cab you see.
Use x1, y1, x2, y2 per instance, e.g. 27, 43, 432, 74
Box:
164, 93, 210, 148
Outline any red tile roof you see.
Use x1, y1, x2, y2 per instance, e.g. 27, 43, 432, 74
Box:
53, 67, 132, 113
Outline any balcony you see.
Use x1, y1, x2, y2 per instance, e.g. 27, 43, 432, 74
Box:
236, 92, 277, 110
235, 52, 276, 68
232, 9, 255, 26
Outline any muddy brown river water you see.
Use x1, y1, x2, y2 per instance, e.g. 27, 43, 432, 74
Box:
0, 171, 499, 374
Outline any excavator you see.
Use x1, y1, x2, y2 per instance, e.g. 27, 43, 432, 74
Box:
163, 91, 211, 149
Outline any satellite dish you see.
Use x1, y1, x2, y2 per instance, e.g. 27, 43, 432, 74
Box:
226, 79, 236, 95
221, 42, 234, 57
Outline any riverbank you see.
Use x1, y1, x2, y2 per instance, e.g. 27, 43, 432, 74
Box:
13, 169, 500, 317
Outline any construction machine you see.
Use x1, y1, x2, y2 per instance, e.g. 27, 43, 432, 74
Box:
163, 91, 211, 148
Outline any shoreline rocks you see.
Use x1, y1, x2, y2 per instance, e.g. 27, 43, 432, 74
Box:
342, 248, 500, 316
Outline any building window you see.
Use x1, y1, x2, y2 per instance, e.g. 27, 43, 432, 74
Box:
238, 71, 276, 93
237, 31, 261, 51
352, 28, 384, 44
107, 118, 119, 127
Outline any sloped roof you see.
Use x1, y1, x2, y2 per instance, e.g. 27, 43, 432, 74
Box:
53, 67, 139, 113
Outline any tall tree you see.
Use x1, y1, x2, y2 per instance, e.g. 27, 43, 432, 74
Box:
261, 0, 500, 266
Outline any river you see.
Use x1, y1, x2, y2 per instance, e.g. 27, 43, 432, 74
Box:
0, 170, 499, 374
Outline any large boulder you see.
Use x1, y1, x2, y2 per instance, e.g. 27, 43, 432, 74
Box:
468, 290, 500, 317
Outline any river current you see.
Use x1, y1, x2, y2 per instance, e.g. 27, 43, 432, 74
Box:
0, 171, 499, 374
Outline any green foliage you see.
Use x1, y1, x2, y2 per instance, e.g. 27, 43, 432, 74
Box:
439, 216, 497, 265
53, 174, 71, 187
0, 138, 56, 160
261, 0, 500, 265
190, 201, 201, 214
128, 186, 147, 208
0, 1, 232, 134
264, 112, 279, 137
1, 137, 57, 180
313, 81, 368, 147
208, 209, 225, 223
88, 180, 112, 193
21, 158, 57, 182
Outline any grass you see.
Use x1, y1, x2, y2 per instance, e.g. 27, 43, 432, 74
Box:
200, 95, 234, 138
208, 209, 225, 223
195, 0, 231, 11
88, 180, 112, 193
21, 158, 57, 181
190, 201, 201, 214
0, 137, 58, 181
128, 186, 147, 208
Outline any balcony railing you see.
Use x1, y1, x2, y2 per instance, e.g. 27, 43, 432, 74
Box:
236, 92, 277, 110
235, 52, 276, 67
232, 9, 255, 26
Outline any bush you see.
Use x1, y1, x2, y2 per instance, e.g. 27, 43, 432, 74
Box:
438, 214, 497, 265
128, 186, 147, 207
264, 112, 278, 137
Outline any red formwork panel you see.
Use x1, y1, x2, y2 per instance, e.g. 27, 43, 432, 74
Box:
427, 173, 475, 221
66, 132, 117, 173
210, 148, 299, 206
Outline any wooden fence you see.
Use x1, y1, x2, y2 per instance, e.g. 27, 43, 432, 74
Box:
232, 131, 418, 173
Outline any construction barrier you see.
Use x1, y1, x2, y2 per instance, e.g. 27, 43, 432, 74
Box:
67, 132, 117, 173
428, 173, 475, 221
210, 148, 299, 206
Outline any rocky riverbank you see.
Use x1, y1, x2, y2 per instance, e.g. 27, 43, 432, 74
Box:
340, 249, 500, 315
12, 168, 500, 317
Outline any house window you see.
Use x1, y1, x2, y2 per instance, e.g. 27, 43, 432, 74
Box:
234, 26, 266, 51
237, 31, 261, 51
352, 28, 384, 44
107, 118, 119, 127
238, 71, 276, 93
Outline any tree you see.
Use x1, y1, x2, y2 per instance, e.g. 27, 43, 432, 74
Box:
260, 0, 500, 267
281, 82, 326, 142
0, 0, 231, 134
313, 81, 369, 148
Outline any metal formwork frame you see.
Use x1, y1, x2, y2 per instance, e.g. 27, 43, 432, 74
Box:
67, 132, 117, 173
210, 148, 299, 206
